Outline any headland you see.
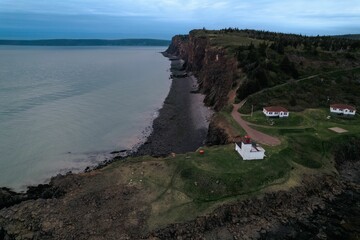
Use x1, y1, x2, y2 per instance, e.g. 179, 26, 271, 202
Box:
1, 29, 360, 239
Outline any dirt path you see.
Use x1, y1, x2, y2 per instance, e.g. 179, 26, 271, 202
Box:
231, 100, 281, 146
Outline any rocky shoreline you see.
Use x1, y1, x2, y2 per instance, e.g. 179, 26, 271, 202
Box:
134, 52, 213, 157
0, 52, 213, 210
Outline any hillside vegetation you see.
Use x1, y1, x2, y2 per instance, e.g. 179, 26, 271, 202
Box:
191, 29, 360, 110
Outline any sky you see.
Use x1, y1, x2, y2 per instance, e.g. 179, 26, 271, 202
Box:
0, 0, 359, 39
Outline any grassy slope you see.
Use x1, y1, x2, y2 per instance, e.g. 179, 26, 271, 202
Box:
240, 67, 360, 113
192, 30, 360, 108
102, 144, 291, 230
97, 108, 360, 231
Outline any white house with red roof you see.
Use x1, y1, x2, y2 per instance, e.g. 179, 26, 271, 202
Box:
263, 106, 289, 118
235, 136, 265, 160
330, 104, 356, 116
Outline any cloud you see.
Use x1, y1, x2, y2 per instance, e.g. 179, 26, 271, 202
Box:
0, 0, 229, 17
0, 0, 359, 38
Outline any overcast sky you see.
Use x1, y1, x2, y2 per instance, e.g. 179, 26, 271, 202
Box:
0, 0, 359, 39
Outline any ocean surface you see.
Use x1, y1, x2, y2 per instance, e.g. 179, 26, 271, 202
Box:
0, 46, 171, 191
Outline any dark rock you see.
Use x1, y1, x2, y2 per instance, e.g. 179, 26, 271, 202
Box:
0, 187, 27, 210
0, 227, 15, 240
26, 184, 65, 199
110, 150, 127, 154
206, 120, 230, 146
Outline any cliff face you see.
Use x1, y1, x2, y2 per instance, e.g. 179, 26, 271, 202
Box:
166, 32, 238, 111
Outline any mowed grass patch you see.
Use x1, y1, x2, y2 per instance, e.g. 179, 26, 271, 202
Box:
243, 111, 305, 127
143, 144, 292, 229
168, 145, 291, 202
280, 134, 326, 168
303, 108, 360, 139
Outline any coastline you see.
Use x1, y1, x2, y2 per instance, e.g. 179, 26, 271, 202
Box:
0, 52, 359, 240
0, 46, 172, 192
134, 53, 213, 157
0, 51, 213, 204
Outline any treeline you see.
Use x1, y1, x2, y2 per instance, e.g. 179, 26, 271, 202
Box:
212, 28, 360, 101
0, 39, 171, 46
220, 28, 360, 52
235, 42, 299, 100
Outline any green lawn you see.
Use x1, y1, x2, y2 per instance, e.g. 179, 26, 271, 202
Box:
248, 108, 360, 169
140, 143, 292, 228
242, 111, 305, 127
105, 108, 360, 230
168, 144, 290, 202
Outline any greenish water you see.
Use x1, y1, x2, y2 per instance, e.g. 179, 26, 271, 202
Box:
0, 46, 171, 190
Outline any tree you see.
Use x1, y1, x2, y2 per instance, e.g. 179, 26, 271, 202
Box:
280, 56, 299, 79
289, 95, 297, 106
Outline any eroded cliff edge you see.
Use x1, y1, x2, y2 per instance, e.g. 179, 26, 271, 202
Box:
166, 31, 238, 112
166, 32, 239, 144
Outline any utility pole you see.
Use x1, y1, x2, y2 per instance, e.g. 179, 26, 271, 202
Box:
251, 105, 253, 117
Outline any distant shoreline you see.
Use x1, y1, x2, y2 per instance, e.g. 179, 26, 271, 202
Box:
0, 39, 170, 46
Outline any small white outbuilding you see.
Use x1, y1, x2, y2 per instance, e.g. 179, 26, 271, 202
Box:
235, 136, 265, 160
263, 106, 289, 118
330, 104, 356, 116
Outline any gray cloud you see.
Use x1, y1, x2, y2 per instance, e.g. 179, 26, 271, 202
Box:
0, 0, 359, 39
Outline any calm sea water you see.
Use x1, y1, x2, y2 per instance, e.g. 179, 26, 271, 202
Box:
0, 46, 171, 191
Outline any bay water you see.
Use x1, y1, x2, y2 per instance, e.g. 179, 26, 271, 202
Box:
0, 46, 171, 191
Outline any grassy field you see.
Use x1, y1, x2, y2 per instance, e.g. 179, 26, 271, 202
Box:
242, 111, 305, 127
97, 107, 360, 231
249, 109, 360, 169
101, 143, 292, 230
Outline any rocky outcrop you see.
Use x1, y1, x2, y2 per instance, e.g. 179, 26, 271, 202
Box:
0, 188, 27, 210
166, 31, 238, 111
206, 120, 231, 146
0, 226, 15, 240
0, 182, 65, 211
147, 174, 359, 240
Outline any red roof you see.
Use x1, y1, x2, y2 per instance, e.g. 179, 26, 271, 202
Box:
330, 104, 356, 111
263, 106, 289, 112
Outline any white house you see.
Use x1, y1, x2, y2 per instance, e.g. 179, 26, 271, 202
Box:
234, 136, 265, 160
263, 106, 289, 118
330, 104, 356, 116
